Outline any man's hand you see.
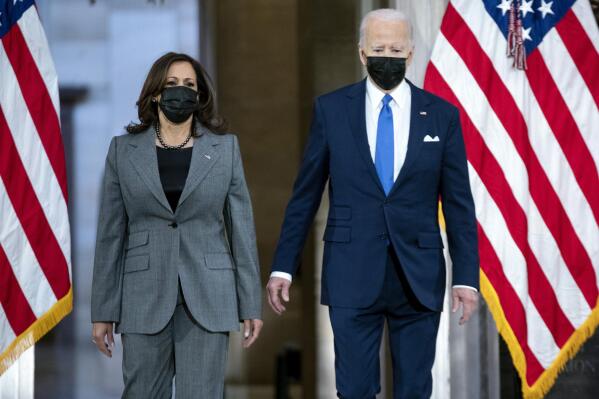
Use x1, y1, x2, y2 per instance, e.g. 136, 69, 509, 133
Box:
452, 287, 479, 325
92, 322, 115, 358
266, 277, 292, 315
242, 319, 263, 348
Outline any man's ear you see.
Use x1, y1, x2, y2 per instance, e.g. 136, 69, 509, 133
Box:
406, 46, 415, 67
359, 48, 368, 67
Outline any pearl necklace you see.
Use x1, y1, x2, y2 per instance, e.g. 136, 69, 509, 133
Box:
155, 122, 192, 149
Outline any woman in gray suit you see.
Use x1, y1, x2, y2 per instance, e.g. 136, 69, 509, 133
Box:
91, 52, 263, 398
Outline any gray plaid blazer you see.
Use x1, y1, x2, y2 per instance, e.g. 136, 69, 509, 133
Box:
91, 126, 262, 334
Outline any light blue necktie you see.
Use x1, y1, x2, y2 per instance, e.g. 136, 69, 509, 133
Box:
375, 94, 394, 195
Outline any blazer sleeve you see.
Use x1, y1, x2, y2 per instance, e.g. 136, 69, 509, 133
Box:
440, 107, 480, 289
91, 136, 128, 323
271, 98, 330, 276
224, 135, 262, 321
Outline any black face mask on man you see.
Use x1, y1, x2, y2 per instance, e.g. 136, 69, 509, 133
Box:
365, 56, 407, 91
158, 86, 199, 124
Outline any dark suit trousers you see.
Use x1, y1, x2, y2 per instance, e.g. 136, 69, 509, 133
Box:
329, 248, 441, 399
121, 279, 229, 399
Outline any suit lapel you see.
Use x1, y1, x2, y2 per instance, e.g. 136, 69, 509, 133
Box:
127, 125, 220, 214
346, 79, 386, 195
128, 128, 173, 213
388, 81, 431, 197
176, 125, 220, 209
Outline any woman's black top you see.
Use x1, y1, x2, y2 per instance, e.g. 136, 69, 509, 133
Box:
156, 146, 193, 212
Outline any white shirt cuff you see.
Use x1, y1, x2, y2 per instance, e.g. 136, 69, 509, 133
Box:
452, 285, 478, 292
270, 271, 293, 282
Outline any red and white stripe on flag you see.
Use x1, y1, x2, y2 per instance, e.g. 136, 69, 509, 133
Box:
424, 0, 599, 397
0, 0, 72, 375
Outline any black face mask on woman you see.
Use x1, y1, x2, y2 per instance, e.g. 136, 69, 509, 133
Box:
365, 56, 407, 91
158, 86, 199, 124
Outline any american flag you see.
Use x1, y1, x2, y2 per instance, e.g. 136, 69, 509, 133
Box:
424, 0, 598, 397
0, 0, 72, 374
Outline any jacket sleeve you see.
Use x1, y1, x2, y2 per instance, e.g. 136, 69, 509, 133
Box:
271, 98, 330, 276
91, 136, 128, 322
224, 135, 262, 321
440, 107, 480, 289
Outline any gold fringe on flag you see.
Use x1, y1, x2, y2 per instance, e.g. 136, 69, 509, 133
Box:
0, 288, 73, 375
481, 271, 599, 399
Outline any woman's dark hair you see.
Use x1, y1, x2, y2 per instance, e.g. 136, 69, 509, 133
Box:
126, 52, 227, 134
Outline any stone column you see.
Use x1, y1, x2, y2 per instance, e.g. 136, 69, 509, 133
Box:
214, 1, 306, 397
0, 347, 34, 399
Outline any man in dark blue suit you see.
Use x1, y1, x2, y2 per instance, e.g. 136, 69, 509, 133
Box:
267, 8, 479, 399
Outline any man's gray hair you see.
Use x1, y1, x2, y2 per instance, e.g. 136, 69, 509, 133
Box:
359, 8, 413, 47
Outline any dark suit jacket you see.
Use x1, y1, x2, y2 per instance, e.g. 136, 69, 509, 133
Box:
271, 79, 479, 310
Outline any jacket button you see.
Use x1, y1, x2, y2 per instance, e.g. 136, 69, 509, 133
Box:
169, 222, 178, 228
379, 233, 388, 240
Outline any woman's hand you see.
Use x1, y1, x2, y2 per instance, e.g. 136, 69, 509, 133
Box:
92, 322, 115, 358
242, 319, 263, 349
